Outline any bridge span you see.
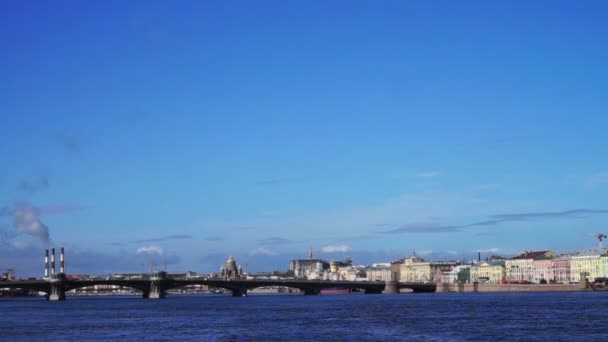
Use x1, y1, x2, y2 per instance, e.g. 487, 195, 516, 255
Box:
0, 274, 436, 300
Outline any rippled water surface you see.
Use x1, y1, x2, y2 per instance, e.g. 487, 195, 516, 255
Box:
2, 292, 608, 341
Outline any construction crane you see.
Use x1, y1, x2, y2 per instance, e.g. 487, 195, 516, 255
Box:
594, 233, 607, 250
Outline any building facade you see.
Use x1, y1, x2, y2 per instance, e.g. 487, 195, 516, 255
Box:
399, 255, 456, 282
470, 260, 505, 283
551, 256, 572, 284
533, 259, 554, 283
220, 256, 243, 280
367, 265, 392, 282
570, 250, 602, 282
506, 251, 555, 282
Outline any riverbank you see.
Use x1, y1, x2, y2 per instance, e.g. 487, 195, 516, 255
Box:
435, 281, 589, 293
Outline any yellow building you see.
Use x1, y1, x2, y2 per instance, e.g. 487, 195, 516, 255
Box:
599, 254, 608, 279
399, 254, 456, 282
570, 250, 602, 282
470, 260, 506, 283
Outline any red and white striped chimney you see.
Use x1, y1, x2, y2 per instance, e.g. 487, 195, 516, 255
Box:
60, 247, 65, 274
44, 249, 49, 278
51, 248, 56, 275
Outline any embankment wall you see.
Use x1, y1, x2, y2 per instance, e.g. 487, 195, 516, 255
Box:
436, 282, 589, 293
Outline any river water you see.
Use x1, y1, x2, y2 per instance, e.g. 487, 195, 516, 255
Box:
1, 292, 607, 341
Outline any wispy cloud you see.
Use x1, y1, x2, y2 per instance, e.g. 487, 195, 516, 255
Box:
585, 172, 608, 189
476, 247, 501, 254
257, 237, 292, 245
381, 209, 608, 234
381, 222, 463, 234
136, 245, 164, 256
129, 234, 192, 243
319, 245, 352, 253
249, 246, 277, 256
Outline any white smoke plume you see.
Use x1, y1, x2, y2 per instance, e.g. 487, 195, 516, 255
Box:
6, 203, 50, 243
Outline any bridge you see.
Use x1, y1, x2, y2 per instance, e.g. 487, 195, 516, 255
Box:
0, 273, 436, 300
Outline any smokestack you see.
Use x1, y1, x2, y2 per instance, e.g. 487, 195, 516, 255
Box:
60, 247, 65, 274
44, 249, 49, 278
478, 252, 481, 262
51, 248, 56, 275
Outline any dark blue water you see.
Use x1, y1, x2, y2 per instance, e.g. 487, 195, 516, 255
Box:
1, 292, 607, 341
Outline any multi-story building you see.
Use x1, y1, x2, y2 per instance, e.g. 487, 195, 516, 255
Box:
470, 260, 505, 283
506, 251, 555, 282
399, 254, 457, 282
533, 258, 553, 283
570, 250, 602, 282
441, 265, 471, 284
551, 255, 572, 284
367, 264, 392, 282
599, 254, 608, 279
391, 259, 403, 282
289, 259, 327, 278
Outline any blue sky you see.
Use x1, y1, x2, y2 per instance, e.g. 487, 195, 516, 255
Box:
1, 1, 608, 277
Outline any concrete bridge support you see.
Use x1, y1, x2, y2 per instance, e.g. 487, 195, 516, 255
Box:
364, 288, 383, 294
304, 288, 321, 295
383, 281, 399, 294
48, 281, 66, 301
146, 272, 168, 299
230, 287, 248, 297
148, 281, 167, 299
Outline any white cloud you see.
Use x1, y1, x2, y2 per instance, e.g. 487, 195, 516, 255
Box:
585, 172, 608, 189
416, 250, 433, 256
250, 247, 277, 256
136, 246, 164, 256
319, 245, 352, 253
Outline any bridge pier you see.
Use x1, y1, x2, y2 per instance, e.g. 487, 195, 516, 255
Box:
148, 281, 167, 299
147, 272, 168, 299
48, 274, 66, 301
364, 287, 383, 294
230, 287, 247, 297
304, 288, 321, 295
383, 281, 399, 294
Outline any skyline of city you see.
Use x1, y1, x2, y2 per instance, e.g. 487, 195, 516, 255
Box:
2, 1, 608, 276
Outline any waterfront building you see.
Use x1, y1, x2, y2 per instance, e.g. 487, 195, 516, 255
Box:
219, 256, 243, 280
441, 265, 471, 284
338, 266, 358, 281
506, 251, 555, 282
533, 259, 554, 284
399, 254, 424, 281
399, 254, 457, 282
367, 265, 392, 282
551, 255, 572, 284
600, 254, 608, 279
470, 260, 505, 283
570, 250, 603, 282
289, 259, 327, 279
391, 259, 403, 281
